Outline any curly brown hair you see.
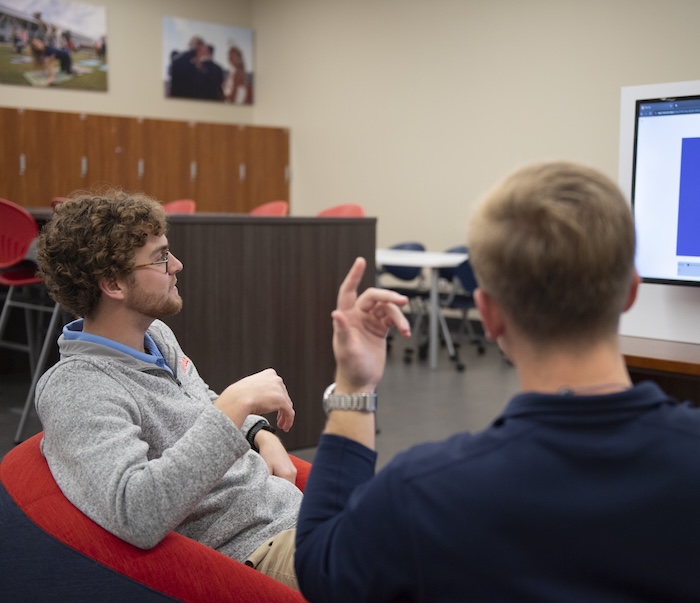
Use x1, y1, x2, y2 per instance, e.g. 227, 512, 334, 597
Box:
37, 189, 167, 318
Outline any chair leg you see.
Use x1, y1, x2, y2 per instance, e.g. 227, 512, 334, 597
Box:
403, 298, 427, 364
438, 312, 464, 372
460, 310, 486, 355
0, 286, 16, 341
14, 303, 62, 444
24, 304, 39, 376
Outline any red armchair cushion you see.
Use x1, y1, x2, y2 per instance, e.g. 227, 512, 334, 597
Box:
0, 433, 310, 602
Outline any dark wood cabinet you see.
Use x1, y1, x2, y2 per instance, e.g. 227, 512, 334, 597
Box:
163, 214, 377, 451
621, 335, 700, 405
0, 107, 290, 212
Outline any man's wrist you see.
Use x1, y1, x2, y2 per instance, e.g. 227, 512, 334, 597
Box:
246, 419, 276, 453
323, 382, 377, 415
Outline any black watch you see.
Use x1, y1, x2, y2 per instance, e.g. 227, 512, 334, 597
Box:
246, 420, 276, 453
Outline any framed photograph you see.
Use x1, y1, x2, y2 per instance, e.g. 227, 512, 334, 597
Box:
0, 0, 107, 91
163, 16, 254, 105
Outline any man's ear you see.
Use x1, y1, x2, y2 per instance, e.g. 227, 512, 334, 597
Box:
98, 275, 126, 302
474, 288, 505, 341
622, 269, 641, 313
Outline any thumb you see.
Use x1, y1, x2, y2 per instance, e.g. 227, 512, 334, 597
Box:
331, 310, 352, 341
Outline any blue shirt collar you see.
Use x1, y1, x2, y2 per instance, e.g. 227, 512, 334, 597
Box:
63, 318, 173, 375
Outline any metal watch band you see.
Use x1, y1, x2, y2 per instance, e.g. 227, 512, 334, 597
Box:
323, 382, 377, 415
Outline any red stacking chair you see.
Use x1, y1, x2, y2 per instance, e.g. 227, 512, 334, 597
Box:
316, 203, 365, 217
163, 199, 197, 214
250, 200, 289, 216
0, 198, 62, 443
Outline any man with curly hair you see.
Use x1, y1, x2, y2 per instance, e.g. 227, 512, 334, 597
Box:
34, 190, 301, 589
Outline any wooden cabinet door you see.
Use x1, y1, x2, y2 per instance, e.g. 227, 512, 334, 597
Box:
2, 107, 291, 212
139, 118, 195, 204
0, 107, 26, 204
243, 126, 290, 211
20, 110, 87, 206
84, 114, 143, 193
192, 122, 246, 212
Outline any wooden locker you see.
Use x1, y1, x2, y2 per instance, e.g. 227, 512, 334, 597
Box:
192, 122, 246, 213
243, 126, 290, 211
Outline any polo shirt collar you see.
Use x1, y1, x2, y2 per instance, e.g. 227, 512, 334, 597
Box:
500, 381, 675, 422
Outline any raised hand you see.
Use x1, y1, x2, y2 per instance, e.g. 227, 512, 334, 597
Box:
332, 257, 411, 392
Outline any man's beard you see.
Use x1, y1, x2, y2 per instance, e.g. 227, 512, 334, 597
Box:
124, 286, 183, 319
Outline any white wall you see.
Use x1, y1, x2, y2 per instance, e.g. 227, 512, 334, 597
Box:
252, 0, 700, 251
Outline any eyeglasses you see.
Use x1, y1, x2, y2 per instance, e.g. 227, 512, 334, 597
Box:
132, 250, 169, 274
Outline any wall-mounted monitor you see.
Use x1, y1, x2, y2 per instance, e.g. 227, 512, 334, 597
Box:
619, 80, 700, 345
629, 90, 700, 286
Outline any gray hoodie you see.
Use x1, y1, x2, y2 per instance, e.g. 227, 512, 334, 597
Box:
35, 320, 302, 561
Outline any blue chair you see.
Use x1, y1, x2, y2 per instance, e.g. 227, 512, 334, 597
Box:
437, 245, 486, 371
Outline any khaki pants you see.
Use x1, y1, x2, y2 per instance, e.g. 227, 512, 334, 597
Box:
245, 528, 299, 591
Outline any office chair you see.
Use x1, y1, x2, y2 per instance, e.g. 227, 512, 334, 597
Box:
250, 200, 289, 216
378, 242, 431, 364
0, 198, 63, 443
316, 203, 365, 217
163, 199, 197, 214
438, 245, 486, 372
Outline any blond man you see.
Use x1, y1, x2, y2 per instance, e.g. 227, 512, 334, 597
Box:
295, 162, 700, 602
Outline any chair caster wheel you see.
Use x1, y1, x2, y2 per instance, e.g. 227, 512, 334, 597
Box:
417, 344, 428, 361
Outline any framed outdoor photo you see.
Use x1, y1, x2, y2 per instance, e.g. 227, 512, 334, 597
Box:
163, 16, 254, 105
0, 0, 107, 91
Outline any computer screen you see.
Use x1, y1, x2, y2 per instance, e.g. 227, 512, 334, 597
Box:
633, 94, 700, 286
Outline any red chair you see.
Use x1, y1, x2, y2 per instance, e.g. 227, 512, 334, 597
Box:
163, 199, 197, 214
0, 198, 62, 444
0, 433, 310, 602
250, 201, 289, 216
316, 203, 365, 217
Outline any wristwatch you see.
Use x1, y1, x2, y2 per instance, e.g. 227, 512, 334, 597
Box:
323, 382, 377, 415
246, 419, 276, 453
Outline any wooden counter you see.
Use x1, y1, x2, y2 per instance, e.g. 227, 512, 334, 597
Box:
620, 335, 700, 404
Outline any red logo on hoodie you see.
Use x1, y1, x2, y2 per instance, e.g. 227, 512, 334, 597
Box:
179, 356, 191, 374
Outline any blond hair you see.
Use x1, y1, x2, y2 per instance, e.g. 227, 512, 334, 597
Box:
468, 161, 636, 345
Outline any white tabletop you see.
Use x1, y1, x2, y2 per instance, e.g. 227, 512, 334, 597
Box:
376, 248, 467, 268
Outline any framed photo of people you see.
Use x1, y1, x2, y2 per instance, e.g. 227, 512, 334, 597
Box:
163, 16, 254, 105
0, 0, 107, 91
